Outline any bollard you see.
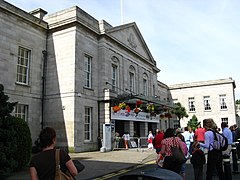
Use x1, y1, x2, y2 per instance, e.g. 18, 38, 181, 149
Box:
223, 155, 232, 180
232, 143, 239, 174
237, 139, 240, 160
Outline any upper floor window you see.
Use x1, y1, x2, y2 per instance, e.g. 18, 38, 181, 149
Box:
84, 55, 92, 88
17, 47, 31, 84
204, 96, 211, 111
84, 107, 92, 141
143, 73, 148, 96
153, 85, 156, 97
112, 65, 118, 92
221, 117, 228, 124
129, 72, 135, 93
188, 97, 196, 112
220, 94, 227, 110
15, 104, 28, 122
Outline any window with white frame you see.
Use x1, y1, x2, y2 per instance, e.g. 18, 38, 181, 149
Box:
188, 97, 196, 112
204, 96, 211, 111
84, 107, 92, 141
221, 117, 228, 124
112, 64, 118, 92
219, 94, 227, 110
173, 120, 179, 129
143, 74, 148, 96
15, 104, 28, 121
17, 47, 31, 84
84, 55, 92, 88
129, 72, 135, 92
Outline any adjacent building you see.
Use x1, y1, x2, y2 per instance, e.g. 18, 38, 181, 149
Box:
169, 78, 237, 128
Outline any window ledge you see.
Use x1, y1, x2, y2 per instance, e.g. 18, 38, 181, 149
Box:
15, 82, 30, 87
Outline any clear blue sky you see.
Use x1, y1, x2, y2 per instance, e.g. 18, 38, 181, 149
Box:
6, 0, 240, 99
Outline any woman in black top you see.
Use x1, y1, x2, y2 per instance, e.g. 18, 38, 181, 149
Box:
29, 127, 77, 180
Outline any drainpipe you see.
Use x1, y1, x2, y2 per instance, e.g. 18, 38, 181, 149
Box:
41, 50, 47, 130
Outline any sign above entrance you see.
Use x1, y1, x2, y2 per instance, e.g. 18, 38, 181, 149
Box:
111, 110, 159, 123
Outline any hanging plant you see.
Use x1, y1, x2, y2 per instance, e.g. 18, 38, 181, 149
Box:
119, 102, 127, 110
112, 105, 121, 113
133, 107, 142, 116
160, 114, 165, 119
165, 113, 172, 118
147, 103, 155, 112
136, 100, 143, 108
125, 106, 131, 112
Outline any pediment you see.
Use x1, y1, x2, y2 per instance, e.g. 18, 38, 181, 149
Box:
106, 23, 155, 64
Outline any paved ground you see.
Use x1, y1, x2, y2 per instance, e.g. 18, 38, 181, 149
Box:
5, 148, 240, 180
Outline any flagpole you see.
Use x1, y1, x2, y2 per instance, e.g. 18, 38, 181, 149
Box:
121, 0, 123, 24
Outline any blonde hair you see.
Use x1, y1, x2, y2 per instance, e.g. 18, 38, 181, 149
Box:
203, 118, 217, 130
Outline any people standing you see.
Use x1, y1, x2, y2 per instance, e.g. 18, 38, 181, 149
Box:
176, 133, 188, 180
182, 127, 191, 154
221, 122, 233, 156
189, 127, 195, 155
199, 118, 225, 180
147, 130, 154, 150
29, 127, 77, 180
160, 128, 185, 174
122, 132, 130, 150
190, 142, 206, 180
195, 124, 206, 143
153, 129, 164, 154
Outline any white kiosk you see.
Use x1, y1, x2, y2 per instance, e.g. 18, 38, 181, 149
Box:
100, 124, 112, 152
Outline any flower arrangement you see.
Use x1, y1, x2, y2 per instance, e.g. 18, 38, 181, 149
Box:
133, 107, 142, 116
165, 113, 172, 118
147, 103, 155, 112
136, 100, 143, 108
112, 105, 121, 112
160, 114, 165, 119
119, 102, 127, 110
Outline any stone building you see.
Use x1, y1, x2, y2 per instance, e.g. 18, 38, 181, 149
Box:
169, 78, 237, 129
1, 1, 173, 152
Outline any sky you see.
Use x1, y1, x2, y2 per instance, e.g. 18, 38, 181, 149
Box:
6, 0, 240, 99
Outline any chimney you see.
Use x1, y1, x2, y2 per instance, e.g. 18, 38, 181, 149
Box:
30, 8, 47, 20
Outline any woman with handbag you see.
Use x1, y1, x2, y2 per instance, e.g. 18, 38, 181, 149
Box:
159, 128, 185, 174
29, 127, 78, 180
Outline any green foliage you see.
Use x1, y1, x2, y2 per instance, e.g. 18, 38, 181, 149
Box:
172, 102, 189, 127
0, 84, 32, 178
12, 117, 32, 169
236, 99, 240, 104
187, 115, 200, 131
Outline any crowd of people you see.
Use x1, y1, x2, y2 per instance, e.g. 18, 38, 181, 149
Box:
153, 119, 240, 180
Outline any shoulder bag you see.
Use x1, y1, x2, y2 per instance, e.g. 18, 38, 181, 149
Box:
171, 137, 186, 164
55, 149, 74, 180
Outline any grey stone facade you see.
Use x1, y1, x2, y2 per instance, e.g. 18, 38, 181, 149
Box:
1, 1, 165, 152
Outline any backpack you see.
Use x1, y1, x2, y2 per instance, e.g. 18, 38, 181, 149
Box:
208, 129, 228, 151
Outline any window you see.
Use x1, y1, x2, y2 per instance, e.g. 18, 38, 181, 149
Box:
129, 72, 135, 92
17, 47, 31, 84
173, 120, 179, 129
112, 65, 118, 92
188, 97, 196, 112
204, 96, 211, 111
221, 117, 228, 124
220, 94, 227, 110
143, 73, 148, 96
153, 85, 156, 97
84, 107, 92, 141
84, 55, 92, 88
15, 104, 28, 121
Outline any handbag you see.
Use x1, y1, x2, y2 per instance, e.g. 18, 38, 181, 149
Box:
55, 149, 74, 180
171, 138, 186, 164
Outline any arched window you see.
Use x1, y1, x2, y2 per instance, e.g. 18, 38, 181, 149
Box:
111, 56, 119, 92
143, 73, 148, 96
129, 65, 136, 93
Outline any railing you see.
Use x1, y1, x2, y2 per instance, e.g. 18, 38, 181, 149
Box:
113, 136, 148, 150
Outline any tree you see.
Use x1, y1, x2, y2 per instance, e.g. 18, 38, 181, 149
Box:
236, 99, 240, 104
172, 102, 188, 127
0, 84, 32, 178
187, 114, 200, 131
